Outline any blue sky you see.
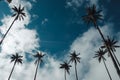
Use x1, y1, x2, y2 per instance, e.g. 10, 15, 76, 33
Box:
0, 0, 120, 80
0, 0, 119, 57
28, 0, 120, 57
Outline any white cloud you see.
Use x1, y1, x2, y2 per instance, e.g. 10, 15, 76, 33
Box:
70, 24, 120, 80
0, 0, 119, 80
0, 0, 70, 80
65, 0, 99, 9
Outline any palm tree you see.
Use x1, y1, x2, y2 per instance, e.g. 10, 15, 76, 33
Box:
33, 51, 45, 80
101, 36, 120, 66
82, 4, 120, 77
60, 61, 71, 80
69, 51, 80, 80
7, 0, 12, 3
8, 53, 23, 80
94, 48, 112, 80
0, 5, 26, 45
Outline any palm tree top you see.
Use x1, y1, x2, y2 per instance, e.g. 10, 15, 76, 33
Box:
12, 4, 26, 20
82, 4, 103, 26
10, 53, 23, 64
94, 48, 107, 62
7, 0, 12, 3
60, 61, 72, 74
33, 51, 45, 64
101, 36, 120, 52
69, 51, 80, 65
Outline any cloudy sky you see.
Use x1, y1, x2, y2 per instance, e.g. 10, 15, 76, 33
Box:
0, 0, 120, 80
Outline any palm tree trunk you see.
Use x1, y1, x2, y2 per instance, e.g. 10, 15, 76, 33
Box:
103, 59, 112, 80
0, 17, 16, 45
74, 63, 78, 80
34, 60, 40, 80
8, 61, 16, 80
65, 70, 66, 80
94, 22, 120, 78
112, 51, 120, 66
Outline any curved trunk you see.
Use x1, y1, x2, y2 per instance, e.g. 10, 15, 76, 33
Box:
0, 16, 17, 45
94, 22, 120, 78
103, 59, 112, 80
8, 61, 16, 80
74, 63, 78, 80
34, 60, 40, 80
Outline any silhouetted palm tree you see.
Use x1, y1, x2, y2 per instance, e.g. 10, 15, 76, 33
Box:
94, 48, 112, 80
69, 51, 80, 80
8, 53, 23, 80
33, 51, 45, 80
82, 4, 120, 77
60, 61, 71, 80
101, 36, 120, 66
0, 5, 26, 45
7, 0, 12, 3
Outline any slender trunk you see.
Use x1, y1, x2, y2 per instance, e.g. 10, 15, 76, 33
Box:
34, 60, 40, 80
103, 59, 112, 80
74, 63, 78, 80
65, 70, 66, 80
94, 22, 120, 78
112, 51, 120, 67
8, 61, 16, 80
0, 17, 17, 45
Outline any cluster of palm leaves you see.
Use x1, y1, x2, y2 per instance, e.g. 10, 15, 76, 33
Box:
60, 51, 80, 80
82, 4, 120, 80
0, 2, 120, 80
0, 4, 45, 80
8, 52, 45, 80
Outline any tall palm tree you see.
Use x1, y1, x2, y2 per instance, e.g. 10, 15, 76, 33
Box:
8, 53, 23, 80
0, 5, 26, 45
60, 61, 71, 80
94, 48, 112, 80
82, 4, 120, 77
69, 51, 80, 80
33, 51, 45, 80
101, 36, 120, 66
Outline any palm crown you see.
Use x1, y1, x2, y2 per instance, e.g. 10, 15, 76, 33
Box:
33, 52, 45, 65
101, 36, 120, 52
94, 48, 107, 62
82, 4, 103, 26
7, 0, 12, 3
12, 5, 26, 20
60, 62, 71, 74
11, 53, 23, 64
69, 51, 80, 65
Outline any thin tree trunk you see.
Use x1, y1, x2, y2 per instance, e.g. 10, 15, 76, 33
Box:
8, 61, 16, 80
65, 70, 66, 80
34, 60, 40, 80
112, 51, 120, 66
74, 63, 78, 80
94, 22, 120, 78
103, 59, 112, 80
0, 17, 16, 45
